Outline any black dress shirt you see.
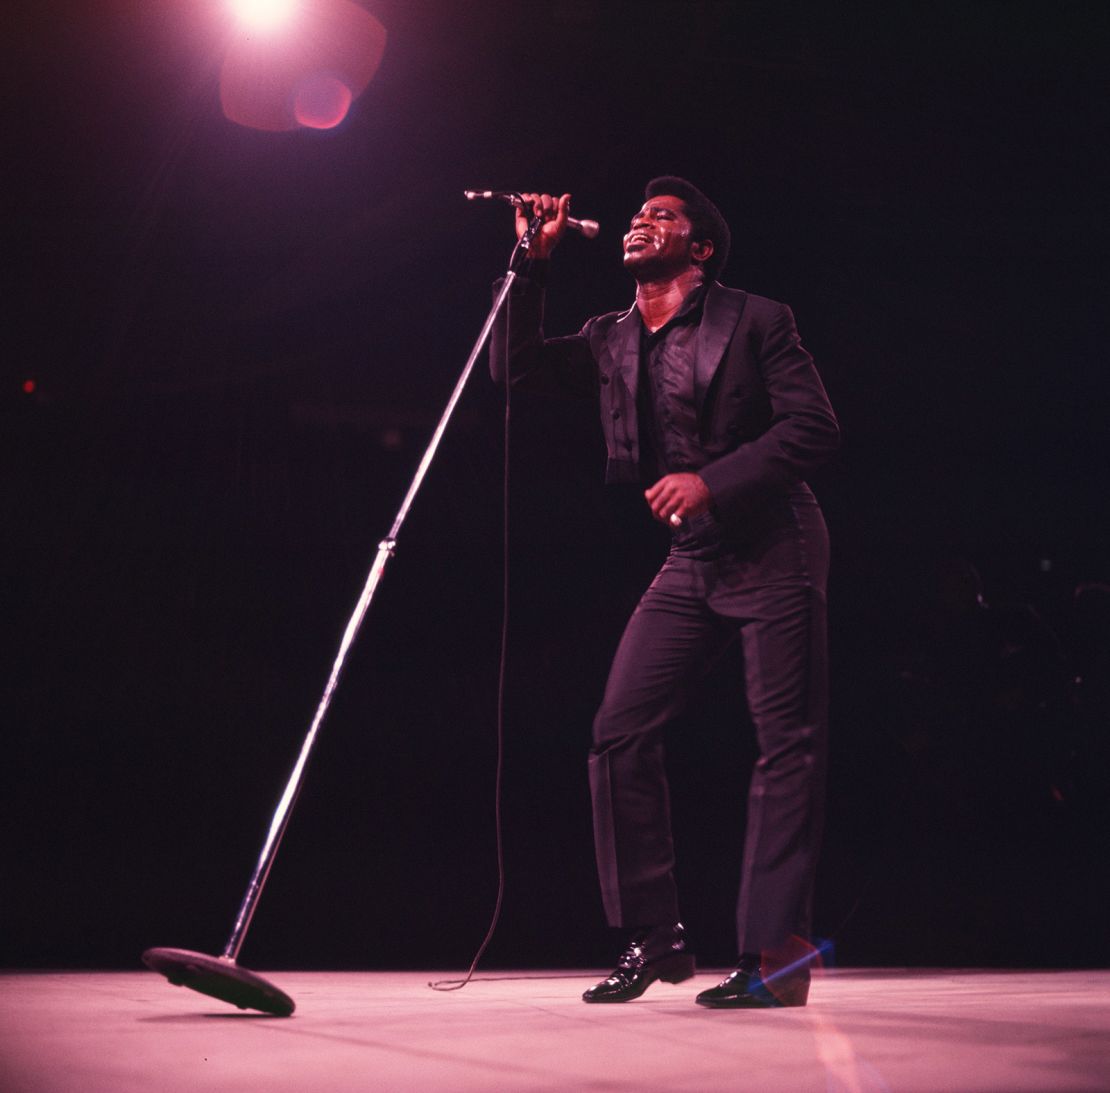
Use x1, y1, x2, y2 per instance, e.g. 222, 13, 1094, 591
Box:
638, 283, 708, 482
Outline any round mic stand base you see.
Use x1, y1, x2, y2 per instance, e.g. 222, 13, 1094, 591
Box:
142, 947, 295, 1017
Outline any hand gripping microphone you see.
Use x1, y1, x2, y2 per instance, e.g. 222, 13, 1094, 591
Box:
464, 190, 600, 239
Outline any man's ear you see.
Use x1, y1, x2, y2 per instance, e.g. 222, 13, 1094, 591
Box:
691, 239, 714, 266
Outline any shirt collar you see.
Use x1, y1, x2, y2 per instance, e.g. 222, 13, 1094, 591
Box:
638, 281, 707, 337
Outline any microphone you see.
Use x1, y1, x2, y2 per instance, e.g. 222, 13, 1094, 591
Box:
464, 190, 600, 239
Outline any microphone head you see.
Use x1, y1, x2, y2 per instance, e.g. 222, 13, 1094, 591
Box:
464, 189, 513, 202
575, 218, 600, 240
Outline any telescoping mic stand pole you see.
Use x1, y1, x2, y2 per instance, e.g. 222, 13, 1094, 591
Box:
143, 207, 548, 1017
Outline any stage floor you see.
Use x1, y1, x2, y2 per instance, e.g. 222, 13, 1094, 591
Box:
2, 968, 1108, 1091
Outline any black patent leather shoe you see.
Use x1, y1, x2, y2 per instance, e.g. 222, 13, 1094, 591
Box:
695, 954, 810, 1008
583, 923, 696, 1003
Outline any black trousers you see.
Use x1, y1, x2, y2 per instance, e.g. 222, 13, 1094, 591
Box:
588, 496, 829, 953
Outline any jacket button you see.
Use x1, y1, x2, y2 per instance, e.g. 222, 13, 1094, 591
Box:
611, 410, 621, 420
599, 373, 610, 385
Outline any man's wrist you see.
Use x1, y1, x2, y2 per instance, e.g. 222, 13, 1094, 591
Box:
518, 257, 551, 285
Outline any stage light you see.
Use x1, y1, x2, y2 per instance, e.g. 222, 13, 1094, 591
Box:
22, 379, 36, 395
230, 0, 299, 32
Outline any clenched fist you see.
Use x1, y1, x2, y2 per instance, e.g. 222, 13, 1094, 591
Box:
644, 473, 711, 525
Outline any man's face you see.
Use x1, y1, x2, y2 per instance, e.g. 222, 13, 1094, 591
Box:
622, 194, 709, 279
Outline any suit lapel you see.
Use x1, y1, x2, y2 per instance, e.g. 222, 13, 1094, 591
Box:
694, 284, 747, 413
606, 304, 641, 404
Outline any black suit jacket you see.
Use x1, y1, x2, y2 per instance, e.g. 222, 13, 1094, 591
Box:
491, 268, 839, 530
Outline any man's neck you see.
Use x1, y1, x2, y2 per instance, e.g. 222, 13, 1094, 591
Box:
634, 268, 705, 333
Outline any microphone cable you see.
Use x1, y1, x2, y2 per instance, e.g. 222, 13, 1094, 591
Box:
428, 279, 515, 991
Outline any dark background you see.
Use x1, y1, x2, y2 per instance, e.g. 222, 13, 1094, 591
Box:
4, 1, 1108, 973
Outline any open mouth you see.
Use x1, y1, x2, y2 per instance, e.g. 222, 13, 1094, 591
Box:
624, 232, 653, 250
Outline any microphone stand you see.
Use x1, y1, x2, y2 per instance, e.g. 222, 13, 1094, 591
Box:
143, 210, 547, 1017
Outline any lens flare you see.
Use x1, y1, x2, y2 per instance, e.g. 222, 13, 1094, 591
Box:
294, 74, 353, 129
220, 0, 386, 132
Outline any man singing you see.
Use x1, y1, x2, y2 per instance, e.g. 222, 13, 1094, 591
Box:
490, 178, 839, 1008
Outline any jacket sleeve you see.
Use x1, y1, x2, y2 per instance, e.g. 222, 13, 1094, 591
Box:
489, 262, 599, 399
697, 302, 839, 515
